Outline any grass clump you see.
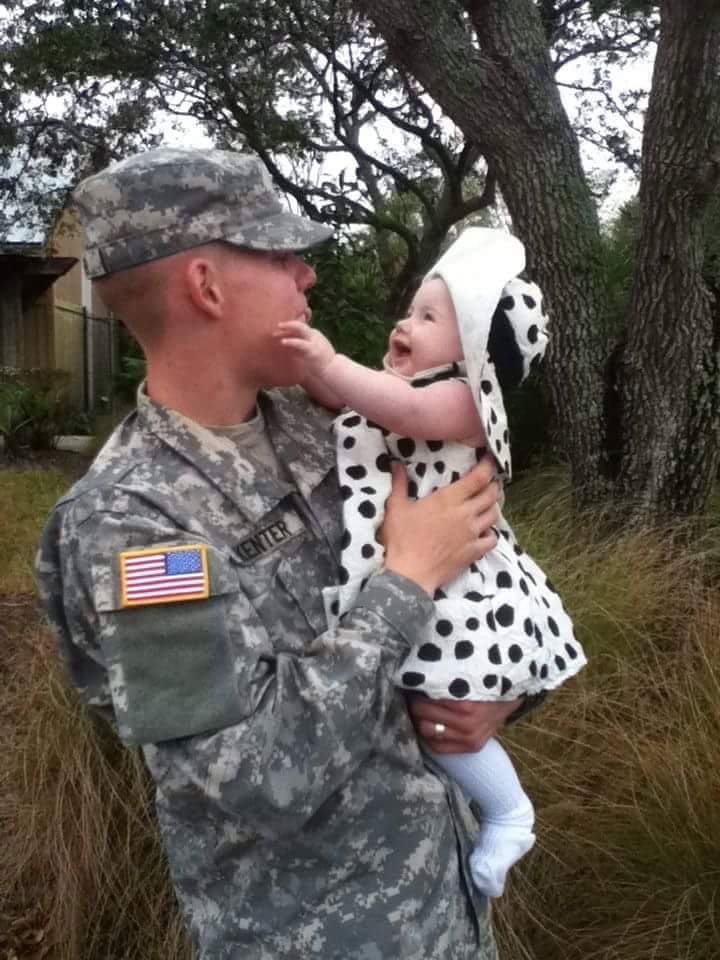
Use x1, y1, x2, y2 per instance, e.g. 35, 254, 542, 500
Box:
2, 465, 719, 958
0, 469, 69, 593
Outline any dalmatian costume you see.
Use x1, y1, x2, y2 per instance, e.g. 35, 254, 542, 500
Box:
324, 229, 586, 702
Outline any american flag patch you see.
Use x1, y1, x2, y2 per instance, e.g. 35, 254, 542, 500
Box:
119, 545, 210, 608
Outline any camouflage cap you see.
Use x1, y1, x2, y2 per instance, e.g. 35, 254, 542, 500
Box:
73, 147, 334, 278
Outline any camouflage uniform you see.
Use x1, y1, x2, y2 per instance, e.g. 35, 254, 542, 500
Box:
36, 386, 498, 959
35, 148, 498, 959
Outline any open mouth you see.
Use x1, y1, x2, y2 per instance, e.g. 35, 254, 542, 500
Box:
390, 335, 412, 365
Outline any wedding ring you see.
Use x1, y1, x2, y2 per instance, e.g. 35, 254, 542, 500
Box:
433, 722, 446, 737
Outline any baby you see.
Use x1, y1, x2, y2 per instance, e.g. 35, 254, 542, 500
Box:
278, 227, 586, 897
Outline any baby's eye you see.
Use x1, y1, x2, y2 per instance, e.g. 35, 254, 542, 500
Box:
423, 312, 435, 322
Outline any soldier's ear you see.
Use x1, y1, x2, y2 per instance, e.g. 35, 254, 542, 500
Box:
184, 255, 225, 322
487, 303, 524, 391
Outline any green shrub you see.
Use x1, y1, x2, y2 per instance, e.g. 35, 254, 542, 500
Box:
0, 368, 99, 450
0, 368, 79, 454
307, 233, 390, 369
113, 329, 146, 405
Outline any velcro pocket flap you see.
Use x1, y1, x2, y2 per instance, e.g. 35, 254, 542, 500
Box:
92, 543, 246, 745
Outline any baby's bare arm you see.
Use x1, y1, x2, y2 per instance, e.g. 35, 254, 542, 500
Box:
277, 321, 482, 440
321, 355, 483, 440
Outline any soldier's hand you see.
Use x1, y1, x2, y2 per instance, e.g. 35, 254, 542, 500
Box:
381, 458, 499, 595
407, 696, 521, 753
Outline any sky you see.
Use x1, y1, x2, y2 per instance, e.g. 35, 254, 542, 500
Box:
557, 49, 655, 222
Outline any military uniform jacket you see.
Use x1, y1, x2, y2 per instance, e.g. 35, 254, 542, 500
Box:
35, 386, 497, 960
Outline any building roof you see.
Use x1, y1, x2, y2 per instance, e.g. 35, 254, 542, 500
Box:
0, 244, 77, 295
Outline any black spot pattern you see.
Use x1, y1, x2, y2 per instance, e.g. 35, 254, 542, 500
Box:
397, 437, 416, 458
418, 643, 442, 662
402, 672, 425, 687
449, 678, 470, 698
495, 604, 514, 628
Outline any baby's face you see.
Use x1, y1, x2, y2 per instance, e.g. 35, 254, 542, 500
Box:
387, 277, 462, 376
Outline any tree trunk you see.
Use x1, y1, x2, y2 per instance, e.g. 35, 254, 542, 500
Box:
618, 0, 720, 520
354, 0, 609, 502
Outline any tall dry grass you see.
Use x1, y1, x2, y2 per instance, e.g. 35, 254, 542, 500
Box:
2, 466, 719, 958
496, 469, 720, 959
0, 469, 190, 958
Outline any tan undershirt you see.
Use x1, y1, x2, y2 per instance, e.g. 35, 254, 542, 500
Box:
208, 406, 281, 473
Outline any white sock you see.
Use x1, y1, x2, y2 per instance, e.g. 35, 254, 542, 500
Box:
431, 737, 536, 897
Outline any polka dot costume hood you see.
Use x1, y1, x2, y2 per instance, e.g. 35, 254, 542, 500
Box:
425, 228, 549, 479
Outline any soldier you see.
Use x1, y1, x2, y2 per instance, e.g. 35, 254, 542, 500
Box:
36, 148, 529, 959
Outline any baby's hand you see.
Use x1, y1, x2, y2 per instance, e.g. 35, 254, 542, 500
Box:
277, 319, 336, 375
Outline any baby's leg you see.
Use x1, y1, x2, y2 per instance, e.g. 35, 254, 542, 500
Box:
431, 738, 535, 897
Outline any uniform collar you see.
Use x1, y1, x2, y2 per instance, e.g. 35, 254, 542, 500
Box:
136, 384, 336, 525
257, 388, 336, 501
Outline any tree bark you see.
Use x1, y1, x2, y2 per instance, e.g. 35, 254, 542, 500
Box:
617, 0, 720, 519
354, 0, 609, 502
